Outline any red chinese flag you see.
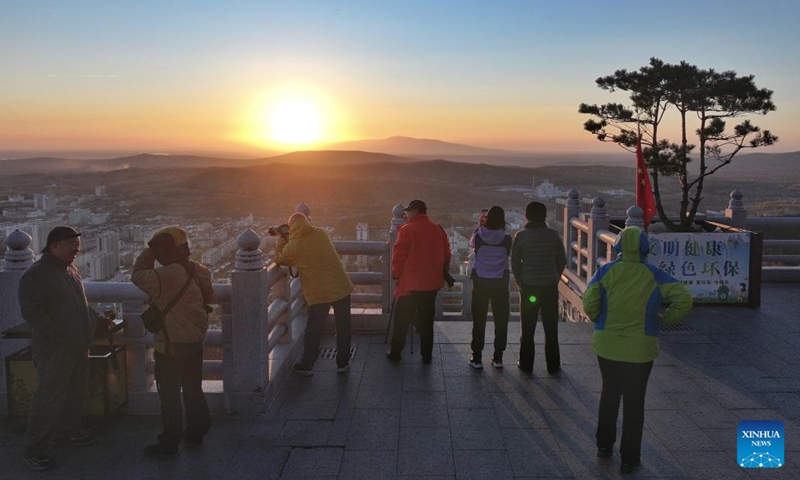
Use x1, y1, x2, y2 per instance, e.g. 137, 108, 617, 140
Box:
636, 139, 657, 231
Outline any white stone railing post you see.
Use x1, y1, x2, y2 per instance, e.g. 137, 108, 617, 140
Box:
275, 268, 292, 344
725, 189, 747, 229
586, 197, 609, 282
564, 188, 581, 272
228, 228, 269, 413
120, 299, 150, 392
388, 204, 405, 312
462, 252, 474, 317
0, 230, 35, 409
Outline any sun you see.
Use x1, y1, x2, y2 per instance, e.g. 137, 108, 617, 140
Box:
269, 99, 322, 146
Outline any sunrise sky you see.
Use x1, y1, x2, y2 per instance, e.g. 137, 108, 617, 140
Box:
2, 0, 799, 157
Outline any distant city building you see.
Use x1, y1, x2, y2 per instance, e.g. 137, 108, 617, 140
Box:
77, 230, 120, 281
237, 213, 254, 228
33, 193, 55, 212
68, 208, 91, 225
534, 180, 567, 199
95, 185, 107, 197
599, 188, 633, 197
201, 238, 238, 266
121, 224, 144, 242
356, 222, 369, 270
89, 213, 110, 225
7, 194, 24, 202
78, 194, 95, 205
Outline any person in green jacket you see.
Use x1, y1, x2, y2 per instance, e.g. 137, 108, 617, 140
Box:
583, 226, 692, 474
273, 212, 354, 375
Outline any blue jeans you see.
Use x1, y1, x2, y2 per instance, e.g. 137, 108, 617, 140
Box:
300, 295, 352, 367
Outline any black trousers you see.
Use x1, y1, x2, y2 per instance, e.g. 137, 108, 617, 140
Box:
470, 277, 510, 360
596, 356, 654, 464
390, 290, 438, 360
24, 350, 88, 456
154, 348, 211, 447
518, 284, 560, 372
299, 295, 352, 368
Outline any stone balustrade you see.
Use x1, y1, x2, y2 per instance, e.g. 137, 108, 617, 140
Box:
1, 192, 797, 415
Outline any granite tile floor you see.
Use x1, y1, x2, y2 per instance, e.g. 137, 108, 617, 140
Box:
1, 283, 798, 479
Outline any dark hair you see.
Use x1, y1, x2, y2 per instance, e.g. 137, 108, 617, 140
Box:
485, 205, 506, 230
526, 201, 547, 222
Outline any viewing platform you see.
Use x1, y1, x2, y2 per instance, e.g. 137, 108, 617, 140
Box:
0, 283, 798, 479
1, 191, 798, 478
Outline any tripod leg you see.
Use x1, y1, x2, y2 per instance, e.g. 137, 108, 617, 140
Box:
410, 312, 415, 354
384, 298, 396, 344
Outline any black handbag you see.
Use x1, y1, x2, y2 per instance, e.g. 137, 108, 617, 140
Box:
142, 273, 193, 334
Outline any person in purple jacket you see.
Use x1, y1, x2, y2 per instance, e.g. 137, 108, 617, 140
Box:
468, 206, 513, 369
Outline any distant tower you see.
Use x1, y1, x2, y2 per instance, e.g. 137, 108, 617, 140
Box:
95, 185, 107, 197
356, 222, 369, 270
531, 175, 536, 191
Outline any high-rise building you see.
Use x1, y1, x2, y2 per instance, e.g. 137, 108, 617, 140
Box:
33, 193, 55, 213
356, 222, 369, 270
95, 185, 107, 197
77, 230, 120, 280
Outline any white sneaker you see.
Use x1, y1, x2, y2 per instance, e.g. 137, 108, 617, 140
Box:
468, 355, 483, 369
337, 362, 351, 373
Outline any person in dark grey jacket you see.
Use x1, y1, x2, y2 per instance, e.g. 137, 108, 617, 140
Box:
18, 226, 97, 471
511, 202, 567, 374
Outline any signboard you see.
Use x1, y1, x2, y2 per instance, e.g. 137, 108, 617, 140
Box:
647, 232, 751, 304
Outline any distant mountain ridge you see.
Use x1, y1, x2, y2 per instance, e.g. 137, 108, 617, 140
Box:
322, 135, 524, 157
0, 136, 797, 175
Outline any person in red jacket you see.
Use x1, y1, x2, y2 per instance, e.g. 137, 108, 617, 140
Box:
387, 199, 451, 363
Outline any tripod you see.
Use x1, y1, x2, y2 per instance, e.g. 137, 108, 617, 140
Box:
383, 297, 415, 354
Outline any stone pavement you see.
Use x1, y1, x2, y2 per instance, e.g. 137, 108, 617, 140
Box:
1, 283, 799, 479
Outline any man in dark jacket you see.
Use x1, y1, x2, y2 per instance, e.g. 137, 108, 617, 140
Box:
18, 226, 97, 471
511, 202, 567, 374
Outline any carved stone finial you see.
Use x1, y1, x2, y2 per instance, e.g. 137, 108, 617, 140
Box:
392, 203, 406, 218
625, 205, 645, 228
591, 197, 607, 219
7, 229, 32, 250
728, 189, 744, 209
295, 202, 311, 217
237, 228, 261, 251
390, 204, 406, 235
4, 229, 35, 271
567, 188, 581, 208
725, 189, 747, 228
235, 229, 264, 271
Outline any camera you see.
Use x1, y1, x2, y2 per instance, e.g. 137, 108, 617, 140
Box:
268, 224, 290, 236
